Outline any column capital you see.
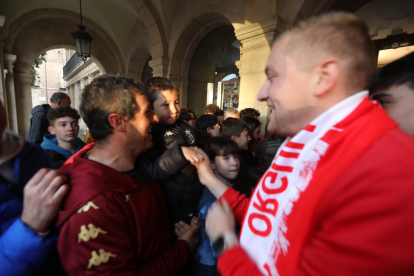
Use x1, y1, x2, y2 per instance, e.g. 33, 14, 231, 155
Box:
14, 73, 33, 84
235, 15, 286, 51
149, 57, 169, 77
235, 60, 242, 71
3, 54, 17, 67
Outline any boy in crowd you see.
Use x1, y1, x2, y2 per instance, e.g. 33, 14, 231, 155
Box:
143, 77, 202, 229
214, 110, 224, 123
239, 108, 261, 118
191, 137, 240, 276
179, 108, 197, 129
224, 107, 240, 119
219, 118, 251, 196
370, 52, 414, 135
220, 118, 251, 151
41, 106, 85, 169
195, 114, 220, 137
203, 104, 220, 115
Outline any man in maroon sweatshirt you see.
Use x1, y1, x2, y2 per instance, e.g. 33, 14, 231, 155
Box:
56, 76, 200, 275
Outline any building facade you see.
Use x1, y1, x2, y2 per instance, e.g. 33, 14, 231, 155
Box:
31, 48, 67, 107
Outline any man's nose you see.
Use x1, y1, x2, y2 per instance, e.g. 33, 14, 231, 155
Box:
257, 80, 270, 101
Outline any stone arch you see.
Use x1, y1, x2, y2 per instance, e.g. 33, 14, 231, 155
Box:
3, 8, 124, 137
33, 45, 106, 75
127, 0, 168, 59
127, 49, 151, 81
168, 10, 235, 107
125, 19, 152, 81
168, 4, 239, 56
4, 9, 124, 75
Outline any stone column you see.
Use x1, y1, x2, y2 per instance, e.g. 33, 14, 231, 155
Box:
80, 78, 86, 92
69, 84, 75, 108
14, 73, 33, 137
74, 82, 81, 111
66, 84, 74, 108
3, 54, 18, 133
235, 15, 285, 134
148, 57, 169, 77
66, 84, 71, 103
79, 78, 88, 136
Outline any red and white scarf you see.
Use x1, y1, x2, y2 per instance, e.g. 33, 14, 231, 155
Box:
239, 91, 395, 276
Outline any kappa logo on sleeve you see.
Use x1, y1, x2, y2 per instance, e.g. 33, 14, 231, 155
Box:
78, 223, 108, 243
77, 201, 100, 213
87, 249, 117, 269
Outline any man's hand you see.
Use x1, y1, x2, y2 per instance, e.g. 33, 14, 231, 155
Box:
21, 169, 69, 233
178, 222, 200, 253
182, 146, 204, 164
206, 200, 235, 242
174, 216, 200, 237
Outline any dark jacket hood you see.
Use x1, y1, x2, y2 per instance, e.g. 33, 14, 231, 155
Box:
31, 104, 50, 115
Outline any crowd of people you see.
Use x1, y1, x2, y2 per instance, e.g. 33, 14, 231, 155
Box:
1, 11, 414, 276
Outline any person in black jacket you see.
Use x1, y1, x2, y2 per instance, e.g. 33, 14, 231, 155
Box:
142, 77, 202, 229
40, 106, 85, 169
27, 92, 71, 145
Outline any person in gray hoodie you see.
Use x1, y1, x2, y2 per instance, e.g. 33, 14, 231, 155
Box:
41, 106, 85, 169
27, 92, 71, 145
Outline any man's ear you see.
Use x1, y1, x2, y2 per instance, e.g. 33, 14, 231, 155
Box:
56, 100, 62, 107
107, 113, 127, 132
230, 135, 237, 141
207, 127, 213, 134
210, 162, 216, 170
48, 126, 55, 134
313, 59, 340, 97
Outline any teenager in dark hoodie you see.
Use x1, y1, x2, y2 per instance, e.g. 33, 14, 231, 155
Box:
41, 106, 85, 169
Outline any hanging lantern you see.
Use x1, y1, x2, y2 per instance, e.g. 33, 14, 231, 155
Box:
71, 0, 93, 63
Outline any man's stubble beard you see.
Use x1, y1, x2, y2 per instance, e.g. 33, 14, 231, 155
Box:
126, 125, 147, 157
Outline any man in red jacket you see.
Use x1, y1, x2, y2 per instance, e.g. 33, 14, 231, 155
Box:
186, 12, 414, 276
56, 76, 200, 275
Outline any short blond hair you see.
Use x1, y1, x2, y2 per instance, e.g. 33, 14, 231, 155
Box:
279, 12, 375, 92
